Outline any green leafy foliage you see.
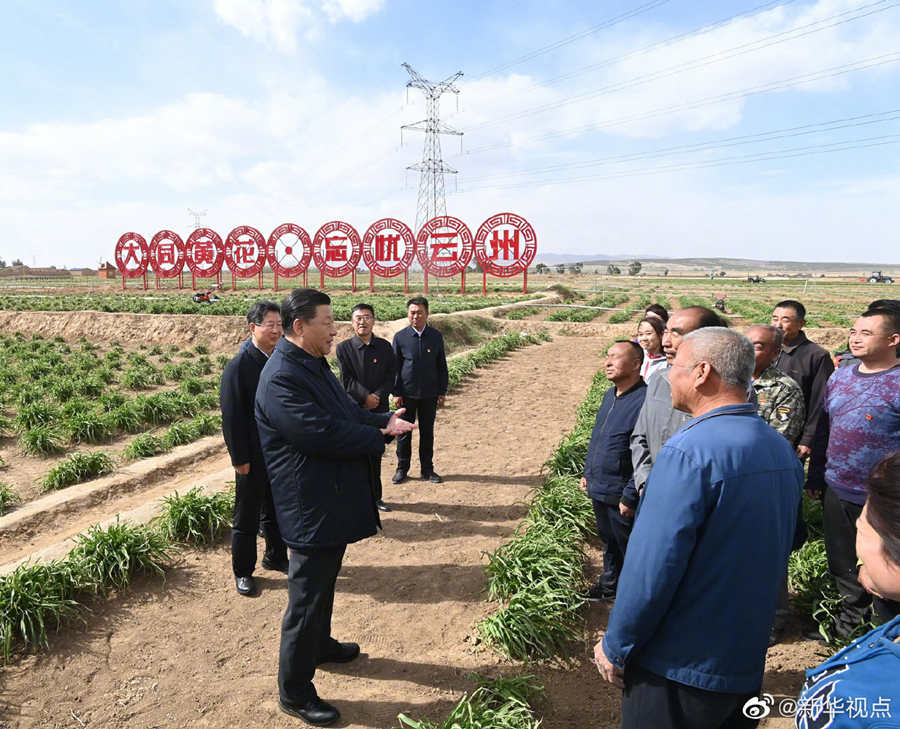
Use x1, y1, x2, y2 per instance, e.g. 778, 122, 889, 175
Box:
0, 481, 21, 515
154, 486, 235, 545
122, 433, 170, 461
40, 451, 115, 493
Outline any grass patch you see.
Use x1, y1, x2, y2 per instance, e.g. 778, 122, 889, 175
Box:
0, 481, 21, 515
154, 486, 235, 545
122, 433, 170, 461
41, 451, 115, 493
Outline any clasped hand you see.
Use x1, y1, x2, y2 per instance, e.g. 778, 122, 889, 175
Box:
382, 408, 417, 436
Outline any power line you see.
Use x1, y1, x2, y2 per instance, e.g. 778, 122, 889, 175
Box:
456, 132, 900, 192
455, 0, 799, 115
462, 0, 670, 84
462, 108, 900, 182
462, 50, 900, 155
462, 0, 900, 132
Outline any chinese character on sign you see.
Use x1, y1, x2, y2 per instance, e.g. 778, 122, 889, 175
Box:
324, 236, 348, 262
194, 240, 215, 265
489, 229, 520, 261
375, 234, 400, 262
234, 244, 255, 264
429, 232, 458, 263
158, 243, 175, 266
123, 242, 141, 266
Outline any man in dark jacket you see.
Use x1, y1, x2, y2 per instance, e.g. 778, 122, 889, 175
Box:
335, 303, 397, 512
220, 299, 288, 596
580, 341, 647, 602
255, 288, 415, 727
392, 296, 449, 485
771, 299, 835, 461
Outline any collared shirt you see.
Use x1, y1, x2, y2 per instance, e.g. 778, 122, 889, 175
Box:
605, 404, 803, 693
251, 340, 270, 359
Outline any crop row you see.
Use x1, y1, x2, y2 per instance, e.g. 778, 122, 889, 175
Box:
476, 366, 612, 662
446, 332, 552, 391
0, 292, 533, 320
544, 293, 631, 323
0, 486, 234, 664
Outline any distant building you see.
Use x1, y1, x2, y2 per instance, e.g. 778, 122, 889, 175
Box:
97, 262, 119, 279
71, 267, 97, 277
0, 265, 71, 279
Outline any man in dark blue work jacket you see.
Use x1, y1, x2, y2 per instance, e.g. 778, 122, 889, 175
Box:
595, 328, 803, 729
255, 288, 416, 727
580, 341, 647, 602
392, 296, 449, 484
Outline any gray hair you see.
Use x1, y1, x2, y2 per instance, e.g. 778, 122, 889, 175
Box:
746, 323, 784, 349
682, 327, 755, 391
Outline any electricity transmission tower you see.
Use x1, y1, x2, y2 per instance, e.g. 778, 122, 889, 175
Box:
401, 63, 463, 234
187, 208, 206, 230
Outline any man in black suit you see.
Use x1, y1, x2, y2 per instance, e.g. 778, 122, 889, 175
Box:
392, 296, 449, 485
335, 303, 397, 512
255, 288, 415, 726
220, 300, 289, 596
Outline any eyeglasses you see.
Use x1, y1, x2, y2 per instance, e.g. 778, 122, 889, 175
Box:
353, 316, 374, 322
257, 322, 283, 330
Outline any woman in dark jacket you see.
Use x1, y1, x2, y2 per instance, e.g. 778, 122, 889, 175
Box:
255, 288, 414, 727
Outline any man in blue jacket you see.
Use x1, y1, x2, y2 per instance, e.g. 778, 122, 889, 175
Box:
595, 327, 803, 729
392, 296, 449, 484
580, 341, 647, 602
255, 288, 415, 727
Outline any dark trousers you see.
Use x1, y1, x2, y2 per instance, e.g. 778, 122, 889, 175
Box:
823, 489, 899, 632
279, 545, 347, 705
591, 498, 633, 592
396, 396, 438, 474
622, 662, 760, 729
232, 470, 287, 577
371, 451, 383, 501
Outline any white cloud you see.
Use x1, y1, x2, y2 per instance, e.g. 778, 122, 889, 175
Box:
213, 0, 312, 52
321, 0, 385, 23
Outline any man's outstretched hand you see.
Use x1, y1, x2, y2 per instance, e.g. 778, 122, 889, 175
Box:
382, 409, 417, 437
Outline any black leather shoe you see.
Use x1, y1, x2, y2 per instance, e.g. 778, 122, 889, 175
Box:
262, 556, 289, 574
376, 499, 391, 512
392, 469, 407, 484
279, 697, 340, 726
422, 471, 443, 483
235, 576, 256, 596
316, 641, 360, 665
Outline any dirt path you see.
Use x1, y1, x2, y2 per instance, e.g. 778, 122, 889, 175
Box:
0, 335, 611, 729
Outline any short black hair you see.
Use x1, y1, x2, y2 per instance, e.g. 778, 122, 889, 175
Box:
407, 296, 429, 312
683, 305, 727, 329
861, 307, 900, 337
351, 303, 375, 318
644, 303, 668, 322
868, 299, 900, 314
613, 339, 645, 364
866, 451, 900, 569
774, 300, 806, 321
247, 300, 280, 327
281, 288, 330, 333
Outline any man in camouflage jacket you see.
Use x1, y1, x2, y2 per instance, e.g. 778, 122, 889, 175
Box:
747, 323, 806, 646
748, 324, 806, 447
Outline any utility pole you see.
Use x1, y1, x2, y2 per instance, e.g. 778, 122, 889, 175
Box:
401, 63, 463, 234
187, 208, 206, 230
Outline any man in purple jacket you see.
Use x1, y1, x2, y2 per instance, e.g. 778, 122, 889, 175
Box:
807, 307, 900, 640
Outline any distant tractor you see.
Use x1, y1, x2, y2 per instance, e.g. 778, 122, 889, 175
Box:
867, 271, 894, 284
714, 294, 727, 314
746, 275, 766, 283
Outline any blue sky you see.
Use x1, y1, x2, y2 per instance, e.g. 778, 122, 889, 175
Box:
2, 0, 899, 267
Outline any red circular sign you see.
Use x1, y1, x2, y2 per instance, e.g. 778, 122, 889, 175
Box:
474, 213, 537, 277
115, 232, 149, 278
313, 221, 361, 278
362, 218, 415, 278
149, 230, 185, 279
267, 223, 312, 278
224, 226, 266, 278
416, 216, 473, 277
185, 228, 224, 277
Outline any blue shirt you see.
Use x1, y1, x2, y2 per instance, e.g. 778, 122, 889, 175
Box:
603, 404, 804, 693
